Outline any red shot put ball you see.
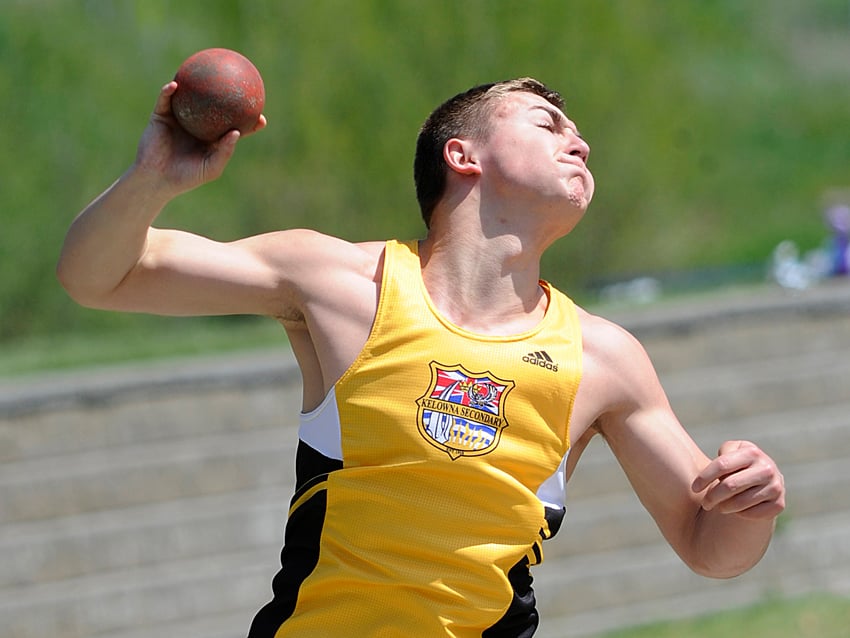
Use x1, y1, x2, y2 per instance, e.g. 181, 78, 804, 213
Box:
171, 48, 265, 142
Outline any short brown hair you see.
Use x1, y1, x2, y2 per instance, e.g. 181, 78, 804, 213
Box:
413, 78, 565, 228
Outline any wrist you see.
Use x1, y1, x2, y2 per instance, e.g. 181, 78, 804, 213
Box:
121, 163, 181, 209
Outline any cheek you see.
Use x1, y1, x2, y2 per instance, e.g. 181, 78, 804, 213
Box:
489, 152, 530, 185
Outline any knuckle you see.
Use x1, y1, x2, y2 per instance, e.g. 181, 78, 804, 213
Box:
714, 455, 734, 474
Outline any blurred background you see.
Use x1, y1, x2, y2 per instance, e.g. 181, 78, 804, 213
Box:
1, 0, 849, 371
1, 1, 849, 637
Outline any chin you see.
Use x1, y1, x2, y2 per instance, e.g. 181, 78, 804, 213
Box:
565, 175, 593, 209
565, 190, 591, 212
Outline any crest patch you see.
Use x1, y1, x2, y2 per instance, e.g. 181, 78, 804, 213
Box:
416, 362, 514, 460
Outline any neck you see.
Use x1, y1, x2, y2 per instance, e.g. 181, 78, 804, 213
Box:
418, 208, 549, 336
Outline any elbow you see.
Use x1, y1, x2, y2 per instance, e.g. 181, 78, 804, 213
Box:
55, 267, 91, 308
55, 259, 111, 309
55, 259, 82, 303
682, 510, 774, 579
685, 554, 762, 580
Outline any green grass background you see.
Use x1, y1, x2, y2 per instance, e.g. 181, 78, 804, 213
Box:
600, 595, 850, 638
2, 2, 848, 630
2, 0, 849, 358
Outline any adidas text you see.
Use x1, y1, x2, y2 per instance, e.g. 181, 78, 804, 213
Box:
522, 352, 559, 372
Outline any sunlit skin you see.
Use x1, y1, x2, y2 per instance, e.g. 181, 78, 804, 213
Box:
57, 82, 785, 581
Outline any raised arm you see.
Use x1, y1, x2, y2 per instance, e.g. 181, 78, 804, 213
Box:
56, 81, 281, 316
579, 314, 785, 578
57, 79, 389, 413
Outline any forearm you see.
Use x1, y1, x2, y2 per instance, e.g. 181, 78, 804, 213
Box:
687, 507, 776, 578
684, 439, 785, 578
57, 166, 173, 306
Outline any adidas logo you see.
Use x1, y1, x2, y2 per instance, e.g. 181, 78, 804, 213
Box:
522, 350, 559, 372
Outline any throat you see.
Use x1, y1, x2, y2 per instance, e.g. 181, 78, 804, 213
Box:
425, 278, 550, 337
417, 236, 549, 336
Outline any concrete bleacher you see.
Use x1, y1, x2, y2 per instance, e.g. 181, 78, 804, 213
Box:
2, 279, 849, 638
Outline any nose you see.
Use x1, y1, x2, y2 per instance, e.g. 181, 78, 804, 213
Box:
568, 134, 590, 163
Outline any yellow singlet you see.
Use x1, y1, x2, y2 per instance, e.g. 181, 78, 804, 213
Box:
249, 239, 583, 638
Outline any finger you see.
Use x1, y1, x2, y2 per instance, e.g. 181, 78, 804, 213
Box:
202, 130, 240, 180
717, 439, 749, 457
692, 440, 763, 493
701, 457, 771, 506
153, 81, 178, 117
707, 483, 786, 519
706, 483, 771, 514
692, 451, 747, 493
699, 456, 784, 513
239, 114, 268, 138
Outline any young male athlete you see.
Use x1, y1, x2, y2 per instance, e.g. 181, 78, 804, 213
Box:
57, 77, 785, 637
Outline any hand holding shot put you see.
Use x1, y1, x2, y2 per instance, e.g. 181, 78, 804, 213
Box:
137, 79, 266, 195
57, 49, 267, 313
138, 49, 267, 196
58, 62, 785, 636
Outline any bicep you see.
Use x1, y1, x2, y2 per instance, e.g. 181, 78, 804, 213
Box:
107, 227, 296, 317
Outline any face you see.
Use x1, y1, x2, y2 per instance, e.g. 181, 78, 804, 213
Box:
474, 92, 595, 228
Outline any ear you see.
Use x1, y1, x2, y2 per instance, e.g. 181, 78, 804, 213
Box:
443, 138, 482, 176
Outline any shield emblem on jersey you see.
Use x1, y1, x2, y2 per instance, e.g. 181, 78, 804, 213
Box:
416, 362, 515, 460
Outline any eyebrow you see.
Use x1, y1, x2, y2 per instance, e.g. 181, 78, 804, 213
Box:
530, 104, 582, 138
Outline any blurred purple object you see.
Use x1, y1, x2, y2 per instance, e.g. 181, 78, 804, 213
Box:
826, 204, 850, 276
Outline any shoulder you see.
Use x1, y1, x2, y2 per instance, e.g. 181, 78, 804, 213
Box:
246, 228, 384, 261
573, 306, 669, 429
544, 284, 639, 356
241, 229, 386, 283
239, 229, 388, 322
576, 306, 649, 368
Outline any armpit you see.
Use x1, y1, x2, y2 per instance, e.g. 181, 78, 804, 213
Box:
276, 307, 306, 328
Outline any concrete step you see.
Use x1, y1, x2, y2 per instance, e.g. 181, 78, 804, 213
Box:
683, 400, 850, 465
2, 280, 849, 638
3, 284, 849, 467
0, 349, 299, 464
4, 417, 846, 593
89, 612, 251, 638
3, 338, 845, 474
0, 548, 272, 638
2, 333, 845, 489
0, 382, 298, 464
610, 279, 850, 371
639, 309, 850, 374
534, 509, 850, 637
0, 390, 842, 523
659, 346, 850, 427
0, 348, 297, 417
4, 487, 848, 638
0, 425, 298, 524
2, 395, 845, 531
0, 487, 289, 589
